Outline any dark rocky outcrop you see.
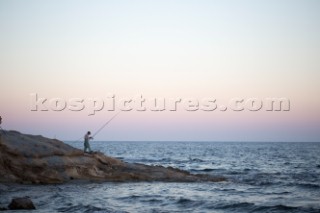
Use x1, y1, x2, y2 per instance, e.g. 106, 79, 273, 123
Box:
0, 130, 225, 183
8, 197, 36, 210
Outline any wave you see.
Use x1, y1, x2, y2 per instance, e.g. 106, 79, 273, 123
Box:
190, 168, 215, 173
176, 197, 205, 208
207, 202, 320, 213
297, 183, 320, 189
56, 204, 127, 213
189, 158, 205, 163
209, 202, 255, 211
253, 204, 320, 213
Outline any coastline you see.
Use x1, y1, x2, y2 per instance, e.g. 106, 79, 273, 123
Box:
0, 130, 225, 184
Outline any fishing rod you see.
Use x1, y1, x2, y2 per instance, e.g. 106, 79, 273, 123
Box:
92, 111, 121, 138
73, 111, 121, 142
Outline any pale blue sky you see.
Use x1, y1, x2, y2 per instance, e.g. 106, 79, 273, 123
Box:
0, 0, 319, 141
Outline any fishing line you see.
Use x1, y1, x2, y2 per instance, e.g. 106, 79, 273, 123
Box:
73, 111, 121, 142
92, 111, 121, 138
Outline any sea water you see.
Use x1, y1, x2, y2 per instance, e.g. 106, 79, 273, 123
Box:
1, 142, 320, 213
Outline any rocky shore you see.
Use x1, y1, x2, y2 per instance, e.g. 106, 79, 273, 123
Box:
0, 130, 225, 184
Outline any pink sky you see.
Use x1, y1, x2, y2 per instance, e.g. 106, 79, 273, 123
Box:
1, 1, 319, 141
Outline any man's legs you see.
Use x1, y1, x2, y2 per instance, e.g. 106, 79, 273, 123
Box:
84, 142, 88, 153
87, 142, 92, 152
84, 141, 92, 153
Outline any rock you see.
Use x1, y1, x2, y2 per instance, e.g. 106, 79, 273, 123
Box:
0, 130, 226, 183
8, 197, 36, 210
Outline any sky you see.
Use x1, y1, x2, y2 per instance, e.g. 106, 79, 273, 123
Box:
0, 0, 319, 142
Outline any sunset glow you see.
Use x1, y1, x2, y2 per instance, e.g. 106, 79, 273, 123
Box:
1, 0, 319, 141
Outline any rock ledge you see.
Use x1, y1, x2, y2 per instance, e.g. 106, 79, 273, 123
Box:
0, 130, 225, 183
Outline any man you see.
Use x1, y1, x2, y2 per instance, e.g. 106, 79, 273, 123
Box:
84, 131, 93, 153
0, 116, 2, 132
0, 116, 2, 141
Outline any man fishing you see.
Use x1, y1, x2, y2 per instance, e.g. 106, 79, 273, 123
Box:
0, 116, 3, 142
80, 112, 121, 153
84, 131, 93, 153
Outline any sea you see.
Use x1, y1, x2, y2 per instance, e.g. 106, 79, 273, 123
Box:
1, 141, 320, 213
